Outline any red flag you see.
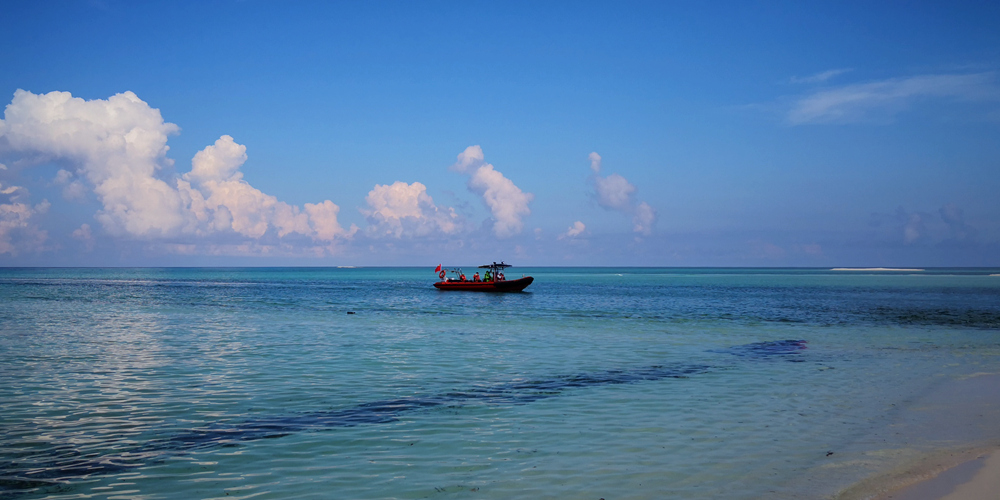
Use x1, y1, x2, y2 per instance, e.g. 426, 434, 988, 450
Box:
434, 264, 442, 273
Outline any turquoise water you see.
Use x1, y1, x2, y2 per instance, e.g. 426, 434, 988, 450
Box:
1, 267, 999, 499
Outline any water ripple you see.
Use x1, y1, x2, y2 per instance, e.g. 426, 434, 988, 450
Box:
0, 340, 803, 491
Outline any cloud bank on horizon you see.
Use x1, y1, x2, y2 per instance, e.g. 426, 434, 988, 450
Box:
0, 89, 646, 259
0, 90, 356, 257
0, 69, 995, 266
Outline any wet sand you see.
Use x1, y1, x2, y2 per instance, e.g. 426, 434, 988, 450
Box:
883, 450, 1000, 500
834, 374, 1000, 500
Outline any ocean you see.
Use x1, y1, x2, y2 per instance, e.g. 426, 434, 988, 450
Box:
1, 267, 999, 499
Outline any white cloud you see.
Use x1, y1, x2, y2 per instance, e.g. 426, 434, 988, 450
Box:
62, 181, 88, 202
305, 200, 351, 242
72, 223, 94, 251
177, 135, 350, 241
588, 152, 657, 235
0, 183, 47, 255
789, 68, 852, 84
0, 183, 27, 199
186, 134, 247, 184
788, 72, 999, 124
559, 220, 586, 239
72, 223, 92, 240
633, 202, 655, 236
0, 90, 354, 255
589, 152, 602, 173
362, 181, 460, 238
53, 169, 87, 201
0, 89, 186, 236
54, 169, 73, 184
451, 145, 533, 238
594, 173, 636, 211
451, 145, 484, 174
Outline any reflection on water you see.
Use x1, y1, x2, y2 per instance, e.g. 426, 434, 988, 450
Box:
1, 268, 999, 499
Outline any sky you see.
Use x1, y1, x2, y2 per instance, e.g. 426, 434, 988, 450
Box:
1, 0, 998, 267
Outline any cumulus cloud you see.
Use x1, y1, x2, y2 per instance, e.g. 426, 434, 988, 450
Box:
590, 154, 636, 211
632, 202, 655, 236
362, 181, 461, 238
451, 146, 484, 174
588, 152, 657, 235
305, 200, 349, 242
0, 183, 48, 255
588, 152, 602, 173
177, 135, 354, 242
53, 169, 73, 184
53, 169, 88, 201
72, 223, 94, 250
0, 90, 354, 255
788, 72, 1000, 124
594, 173, 636, 211
451, 145, 533, 238
558, 220, 586, 239
0, 89, 185, 236
72, 223, 92, 240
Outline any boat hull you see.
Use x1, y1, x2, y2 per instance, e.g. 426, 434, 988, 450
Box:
434, 276, 533, 292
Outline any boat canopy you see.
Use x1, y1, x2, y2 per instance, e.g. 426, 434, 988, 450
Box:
478, 261, 512, 270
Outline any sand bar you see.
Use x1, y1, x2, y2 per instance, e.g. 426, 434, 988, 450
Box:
831, 268, 926, 272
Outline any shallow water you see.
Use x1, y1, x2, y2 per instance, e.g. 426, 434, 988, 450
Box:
1, 267, 999, 499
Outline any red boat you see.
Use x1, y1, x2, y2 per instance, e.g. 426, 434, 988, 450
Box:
434, 262, 533, 292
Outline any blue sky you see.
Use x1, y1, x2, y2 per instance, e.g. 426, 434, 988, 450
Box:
1, 0, 998, 266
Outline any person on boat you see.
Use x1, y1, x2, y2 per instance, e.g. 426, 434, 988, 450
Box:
484, 270, 492, 282
498, 272, 505, 281
473, 272, 480, 282
460, 272, 466, 281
